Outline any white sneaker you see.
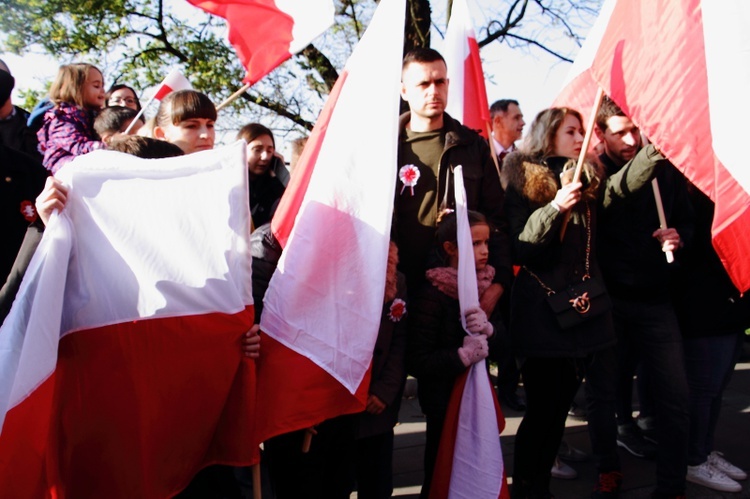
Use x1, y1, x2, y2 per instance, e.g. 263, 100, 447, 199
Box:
687, 462, 741, 493
708, 451, 748, 480
550, 457, 577, 480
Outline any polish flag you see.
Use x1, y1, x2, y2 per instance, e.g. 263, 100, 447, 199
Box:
187, 0, 335, 86
443, 0, 491, 138
551, 0, 617, 150
153, 68, 193, 100
255, 0, 405, 442
588, 0, 750, 292
428, 165, 508, 499
0, 143, 257, 498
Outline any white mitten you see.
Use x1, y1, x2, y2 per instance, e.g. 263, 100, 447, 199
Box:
464, 306, 494, 337
457, 334, 489, 367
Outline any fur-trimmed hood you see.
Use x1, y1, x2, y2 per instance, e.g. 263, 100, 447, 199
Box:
501, 151, 602, 207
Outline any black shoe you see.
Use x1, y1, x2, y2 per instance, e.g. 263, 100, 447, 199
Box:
616, 423, 657, 459
501, 392, 527, 411
591, 471, 622, 498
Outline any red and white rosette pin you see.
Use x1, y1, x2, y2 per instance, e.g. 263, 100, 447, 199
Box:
399, 164, 420, 196
388, 298, 407, 322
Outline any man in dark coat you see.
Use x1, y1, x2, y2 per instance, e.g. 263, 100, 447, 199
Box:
595, 96, 693, 499
0, 143, 48, 287
393, 48, 511, 315
488, 98, 526, 412
0, 59, 41, 159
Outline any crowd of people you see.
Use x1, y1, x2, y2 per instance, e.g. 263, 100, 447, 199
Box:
0, 45, 748, 499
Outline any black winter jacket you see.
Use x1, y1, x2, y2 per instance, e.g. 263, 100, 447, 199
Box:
393, 112, 512, 293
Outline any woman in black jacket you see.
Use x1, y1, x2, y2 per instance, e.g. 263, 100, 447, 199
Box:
502, 107, 667, 498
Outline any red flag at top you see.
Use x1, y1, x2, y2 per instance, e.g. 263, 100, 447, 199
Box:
589, 0, 750, 292
186, 0, 335, 86
443, 0, 491, 137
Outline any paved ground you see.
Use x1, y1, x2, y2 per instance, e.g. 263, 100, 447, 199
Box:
386, 342, 750, 499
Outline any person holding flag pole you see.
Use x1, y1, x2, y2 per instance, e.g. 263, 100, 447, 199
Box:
501, 105, 671, 498
594, 94, 694, 499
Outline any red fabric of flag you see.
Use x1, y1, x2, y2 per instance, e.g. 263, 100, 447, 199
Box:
186, 0, 334, 85
589, 0, 750, 291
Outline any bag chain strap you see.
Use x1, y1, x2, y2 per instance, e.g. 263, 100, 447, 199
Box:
523, 203, 591, 296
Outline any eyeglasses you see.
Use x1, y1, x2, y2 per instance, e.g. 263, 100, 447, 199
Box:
109, 97, 137, 106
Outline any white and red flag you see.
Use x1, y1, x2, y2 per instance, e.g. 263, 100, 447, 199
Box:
443, 0, 491, 138
0, 143, 257, 498
122, 68, 193, 133
587, 0, 750, 292
255, 0, 405, 442
428, 165, 509, 499
187, 0, 335, 85
551, 0, 616, 151
153, 68, 194, 100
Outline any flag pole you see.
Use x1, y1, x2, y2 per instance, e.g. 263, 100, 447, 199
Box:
122, 94, 156, 135
560, 86, 605, 240
252, 463, 262, 498
486, 122, 502, 183
216, 83, 251, 111
651, 178, 675, 263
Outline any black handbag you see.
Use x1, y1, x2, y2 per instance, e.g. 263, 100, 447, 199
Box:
544, 276, 612, 329
524, 204, 612, 329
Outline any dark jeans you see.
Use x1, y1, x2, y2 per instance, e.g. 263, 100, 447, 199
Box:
612, 296, 689, 495
683, 332, 743, 465
615, 336, 655, 424
354, 431, 395, 499
264, 416, 356, 499
513, 357, 582, 497
420, 411, 445, 499
583, 346, 620, 473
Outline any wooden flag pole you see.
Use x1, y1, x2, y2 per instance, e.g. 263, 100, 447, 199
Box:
301, 428, 313, 453
216, 83, 251, 111
651, 178, 675, 263
559, 86, 605, 241
252, 462, 262, 498
122, 94, 156, 135
486, 122, 502, 183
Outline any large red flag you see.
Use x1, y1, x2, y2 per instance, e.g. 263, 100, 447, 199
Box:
186, 0, 335, 85
443, 0, 491, 137
589, 0, 750, 292
0, 143, 257, 498
255, 0, 406, 443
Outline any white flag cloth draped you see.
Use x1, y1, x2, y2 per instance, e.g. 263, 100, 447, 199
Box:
429, 166, 508, 498
255, 0, 405, 442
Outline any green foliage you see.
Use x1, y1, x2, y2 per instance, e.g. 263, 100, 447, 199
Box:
0, 0, 600, 138
17, 86, 47, 112
0, 0, 375, 136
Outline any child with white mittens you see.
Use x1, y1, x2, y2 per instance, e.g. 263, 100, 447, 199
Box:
407, 209, 504, 498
